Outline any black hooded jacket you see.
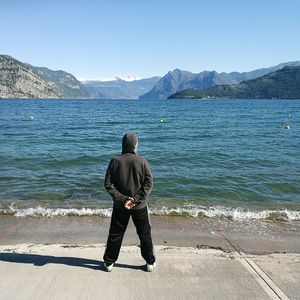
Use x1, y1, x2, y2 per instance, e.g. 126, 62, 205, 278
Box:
104, 133, 153, 210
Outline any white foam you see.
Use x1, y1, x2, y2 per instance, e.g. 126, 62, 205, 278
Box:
6, 205, 112, 218
149, 205, 300, 221
2, 204, 300, 220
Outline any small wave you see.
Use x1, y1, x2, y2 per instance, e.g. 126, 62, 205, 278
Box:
3, 205, 112, 218
1, 204, 300, 221
150, 205, 300, 221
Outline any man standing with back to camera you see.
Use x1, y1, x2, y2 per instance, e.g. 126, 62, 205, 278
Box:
103, 133, 156, 272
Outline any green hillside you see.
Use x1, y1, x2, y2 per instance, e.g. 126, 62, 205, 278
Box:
168, 67, 300, 100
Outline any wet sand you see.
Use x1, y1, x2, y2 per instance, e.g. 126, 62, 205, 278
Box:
0, 215, 300, 254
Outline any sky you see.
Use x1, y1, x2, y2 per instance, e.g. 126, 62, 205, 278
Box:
2, 0, 300, 80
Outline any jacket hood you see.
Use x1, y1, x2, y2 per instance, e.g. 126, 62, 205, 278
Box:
122, 133, 138, 154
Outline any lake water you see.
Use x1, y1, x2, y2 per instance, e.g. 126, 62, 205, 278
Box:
0, 99, 299, 220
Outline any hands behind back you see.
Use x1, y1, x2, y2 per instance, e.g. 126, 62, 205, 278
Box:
124, 197, 136, 210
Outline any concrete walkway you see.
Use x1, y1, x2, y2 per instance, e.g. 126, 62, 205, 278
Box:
0, 244, 299, 300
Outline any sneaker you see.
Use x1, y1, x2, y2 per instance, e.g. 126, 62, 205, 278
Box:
146, 262, 156, 272
104, 262, 114, 272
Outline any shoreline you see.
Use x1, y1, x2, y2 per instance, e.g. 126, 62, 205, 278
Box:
2, 204, 300, 221
1, 215, 300, 254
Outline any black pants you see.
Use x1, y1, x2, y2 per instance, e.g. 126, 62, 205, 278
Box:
103, 206, 155, 265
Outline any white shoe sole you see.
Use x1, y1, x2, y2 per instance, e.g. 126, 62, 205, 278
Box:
146, 262, 156, 272
104, 263, 114, 272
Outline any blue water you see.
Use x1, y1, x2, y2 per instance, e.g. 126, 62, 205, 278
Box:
0, 99, 299, 219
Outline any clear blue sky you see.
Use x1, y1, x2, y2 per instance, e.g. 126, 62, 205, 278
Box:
2, 0, 300, 80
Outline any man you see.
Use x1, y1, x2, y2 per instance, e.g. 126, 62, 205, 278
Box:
103, 133, 156, 272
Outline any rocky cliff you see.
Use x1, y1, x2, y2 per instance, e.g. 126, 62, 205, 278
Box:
0, 55, 60, 99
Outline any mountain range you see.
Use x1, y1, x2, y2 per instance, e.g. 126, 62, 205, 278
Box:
0, 55, 160, 99
168, 66, 300, 100
1, 54, 300, 99
140, 61, 300, 99
82, 77, 160, 99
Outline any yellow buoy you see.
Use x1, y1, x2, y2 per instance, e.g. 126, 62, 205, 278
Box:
284, 124, 290, 129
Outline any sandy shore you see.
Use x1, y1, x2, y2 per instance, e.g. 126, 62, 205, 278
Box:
1, 215, 300, 254
0, 216, 300, 299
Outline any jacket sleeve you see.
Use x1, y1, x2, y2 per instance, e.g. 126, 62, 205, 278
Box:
133, 160, 153, 204
104, 159, 127, 204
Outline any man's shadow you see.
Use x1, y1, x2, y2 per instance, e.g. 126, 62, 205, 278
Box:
0, 252, 145, 272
